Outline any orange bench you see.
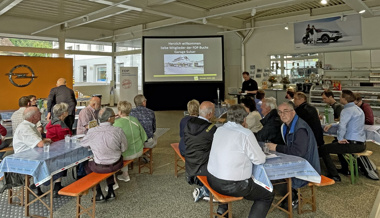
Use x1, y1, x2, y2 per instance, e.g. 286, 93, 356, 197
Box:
58, 160, 133, 218
0, 146, 13, 153
297, 175, 335, 214
170, 143, 185, 177
197, 176, 243, 218
138, 148, 153, 174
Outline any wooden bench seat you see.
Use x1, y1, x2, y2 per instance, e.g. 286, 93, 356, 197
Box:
58, 160, 133, 218
197, 176, 243, 218
297, 175, 335, 214
0, 146, 13, 153
170, 143, 185, 177
344, 150, 373, 184
138, 148, 153, 174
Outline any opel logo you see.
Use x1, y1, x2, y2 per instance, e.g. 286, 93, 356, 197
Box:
5, 64, 38, 87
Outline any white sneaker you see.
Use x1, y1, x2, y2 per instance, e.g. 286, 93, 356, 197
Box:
117, 175, 130, 182
203, 196, 219, 203
105, 183, 119, 192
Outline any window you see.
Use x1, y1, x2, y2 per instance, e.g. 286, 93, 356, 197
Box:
96, 65, 107, 82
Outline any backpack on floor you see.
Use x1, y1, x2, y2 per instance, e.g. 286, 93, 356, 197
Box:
358, 156, 379, 180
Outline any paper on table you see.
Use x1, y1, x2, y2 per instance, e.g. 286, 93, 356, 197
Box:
72, 134, 85, 139
266, 153, 279, 159
241, 93, 247, 95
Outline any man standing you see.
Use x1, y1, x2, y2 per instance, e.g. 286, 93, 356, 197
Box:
76, 96, 101, 135
47, 78, 77, 130
321, 90, 343, 120
81, 108, 127, 202
184, 101, 217, 202
266, 102, 321, 209
293, 92, 324, 147
320, 90, 366, 182
241, 71, 258, 95
354, 93, 374, 125
255, 97, 284, 145
130, 95, 156, 148
207, 105, 274, 217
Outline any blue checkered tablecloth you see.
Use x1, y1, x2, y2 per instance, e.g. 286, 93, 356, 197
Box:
252, 152, 321, 192
0, 139, 92, 186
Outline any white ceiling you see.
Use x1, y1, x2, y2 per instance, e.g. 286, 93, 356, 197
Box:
0, 0, 379, 42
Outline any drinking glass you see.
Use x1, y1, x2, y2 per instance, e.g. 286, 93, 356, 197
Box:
43, 142, 50, 152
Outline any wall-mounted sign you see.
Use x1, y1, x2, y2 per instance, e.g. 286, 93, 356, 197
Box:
5, 64, 38, 87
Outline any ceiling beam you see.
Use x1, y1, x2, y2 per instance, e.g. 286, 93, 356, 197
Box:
343, 0, 374, 18
0, 0, 23, 16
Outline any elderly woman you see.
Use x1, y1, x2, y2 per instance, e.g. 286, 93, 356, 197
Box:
46, 102, 72, 142
179, 99, 200, 156
114, 101, 147, 182
0, 123, 12, 160
241, 97, 263, 133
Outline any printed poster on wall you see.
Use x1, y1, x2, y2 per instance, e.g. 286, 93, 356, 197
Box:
294, 14, 362, 49
119, 67, 138, 103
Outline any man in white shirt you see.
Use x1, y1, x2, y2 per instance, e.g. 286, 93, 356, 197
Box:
13, 107, 51, 153
207, 104, 274, 217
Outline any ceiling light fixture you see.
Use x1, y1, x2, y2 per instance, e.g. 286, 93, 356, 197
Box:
202, 18, 207, 24
284, 25, 289, 30
359, 10, 366, 14
251, 8, 257, 17
321, 0, 327, 5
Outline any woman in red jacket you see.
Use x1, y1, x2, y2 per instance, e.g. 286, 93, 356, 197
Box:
46, 102, 72, 142
0, 123, 11, 160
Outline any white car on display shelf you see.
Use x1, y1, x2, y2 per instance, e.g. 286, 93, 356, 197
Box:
302, 29, 343, 44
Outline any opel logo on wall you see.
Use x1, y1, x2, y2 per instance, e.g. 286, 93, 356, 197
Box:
5, 64, 38, 87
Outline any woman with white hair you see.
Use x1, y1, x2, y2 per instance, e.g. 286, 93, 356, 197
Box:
46, 102, 72, 142
114, 100, 147, 182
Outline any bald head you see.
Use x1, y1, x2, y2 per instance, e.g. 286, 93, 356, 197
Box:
89, 96, 101, 110
199, 101, 215, 121
57, 78, 66, 86
23, 107, 41, 124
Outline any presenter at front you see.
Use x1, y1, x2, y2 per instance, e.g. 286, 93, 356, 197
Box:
241, 71, 258, 96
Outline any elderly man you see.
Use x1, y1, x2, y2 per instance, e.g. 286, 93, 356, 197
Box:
130, 94, 156, 148
266, 102, 321, 209
321, 90, 343, 120
255, 97, 283, 145
47, 78, 77, 130
81, 108, 127, 202
13, 107, 52, 195
207, 104, 274, 217
354, 93, 374, 125
293, 92, 324, 147
320, 90, 366, 182
184, 101, 217, 202
77, 96, 101, 135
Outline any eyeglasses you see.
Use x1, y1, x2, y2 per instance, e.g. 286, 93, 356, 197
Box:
278, 109, 294, 116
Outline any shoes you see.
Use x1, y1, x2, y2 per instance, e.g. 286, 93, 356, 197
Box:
117, 175, 130, 182
327, 174, 341, 182
216, 206, 228, 218
203, 196, 218, 203
105, 192, 116, 201
93, 194, 105, 203
280, 190, 299, 211
30, 184, 44, 196
337, 168, 351, 175
193, 188, 202, 202
142, 157, 150, 164
105, 183, 119, 192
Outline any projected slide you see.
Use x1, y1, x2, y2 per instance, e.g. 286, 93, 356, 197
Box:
143, 36, 223, 82
164, 54, 204, 75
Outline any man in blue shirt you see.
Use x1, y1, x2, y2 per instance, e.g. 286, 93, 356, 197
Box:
319, 90, 366, 182
130, 95, 156, 148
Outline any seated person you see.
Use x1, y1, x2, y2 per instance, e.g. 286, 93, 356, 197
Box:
46, 102, 72, 142
255, 90, 265, 117
354, 93, 374, 125
0, 123, 12, 160
81, 108, 127, 202
28, 95, 38, 107
321, 90, 344, 120
13, 107, 52, 196
285, 88, 295, 104
179, 99, 200, 156
184, 101, 217, 202
255, 97, 284, 145
320, 90, 366, 182
293, 92, 324, 147
130, 95, 157, 148
266, 102, 321, 209
114, 101, 147, 183
11, 96, 43, 134
207, 104, 274, 217
241, 97, 263, 133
